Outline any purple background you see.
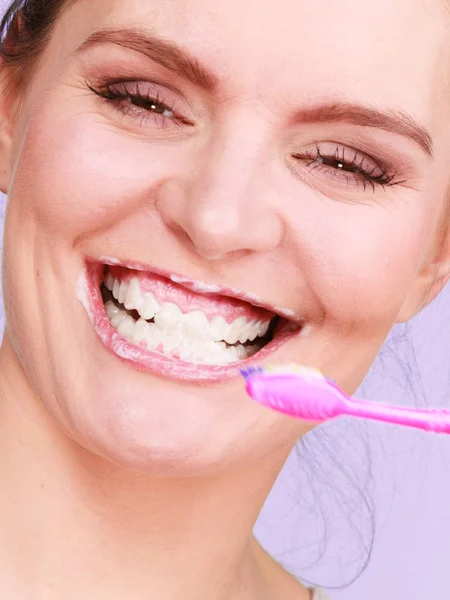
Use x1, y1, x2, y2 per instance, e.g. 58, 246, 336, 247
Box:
2, 3, 450, 597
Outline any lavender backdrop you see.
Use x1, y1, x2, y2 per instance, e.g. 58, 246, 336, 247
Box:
2, 4, 450, 598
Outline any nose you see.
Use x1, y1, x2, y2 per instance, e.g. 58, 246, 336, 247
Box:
156, 133, 283, 261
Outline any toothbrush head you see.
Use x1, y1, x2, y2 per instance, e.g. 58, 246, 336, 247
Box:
240, 363, 346, 421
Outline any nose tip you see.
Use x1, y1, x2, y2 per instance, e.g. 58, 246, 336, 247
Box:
159, 190, 283, 261
188, 202, 281, 259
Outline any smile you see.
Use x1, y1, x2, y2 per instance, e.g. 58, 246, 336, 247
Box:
81, 260, 302, 382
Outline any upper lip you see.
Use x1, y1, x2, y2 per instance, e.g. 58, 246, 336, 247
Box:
96, 257, 302, 324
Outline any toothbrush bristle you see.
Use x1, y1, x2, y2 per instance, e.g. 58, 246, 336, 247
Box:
239, 366, 265, 381
263, 363, 326, 379
241, 363, 327, 381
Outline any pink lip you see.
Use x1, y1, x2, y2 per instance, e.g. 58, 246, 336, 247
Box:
83, 260, 301, 384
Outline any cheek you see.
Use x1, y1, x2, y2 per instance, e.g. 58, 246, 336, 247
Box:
9, 113, 177, 241
290, 197, 431, 329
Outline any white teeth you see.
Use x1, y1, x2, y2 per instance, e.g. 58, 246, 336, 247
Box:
141, 292, 159, 320
131, 318, 150, 344
235, 344, 248, 360
124, 278, 142, 312
104, 272, 274, 364
118, 281, 128, 304
183, 310, 211, 337
110, 310, 129, 329
179, 343, 195, 361
247, 321, 260, 343
260, 320, 270, 337
105, 273, 114, 291
112, 280, 120, 300
105, 301, 120, 319
117, 316, 135, 339
146, 324, 162, 349
247, 345, 260, 357
209, 315, 230, 342
161, 333, 179, 354
238, 320, 254, 344
155, 303, 183, 330
225, 317, 248, 345
106, 305, 264, 364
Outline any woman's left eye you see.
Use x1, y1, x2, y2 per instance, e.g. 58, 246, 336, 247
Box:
293, 143, 400, 191
87, 79, 193, 128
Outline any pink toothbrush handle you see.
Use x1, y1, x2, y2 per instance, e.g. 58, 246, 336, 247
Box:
244, 371, 450, 434
344, 397, 450, 434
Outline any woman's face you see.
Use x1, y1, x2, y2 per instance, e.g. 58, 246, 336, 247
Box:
1, 0, 450, 473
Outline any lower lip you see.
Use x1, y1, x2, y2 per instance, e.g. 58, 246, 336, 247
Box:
82, 263, 301, 383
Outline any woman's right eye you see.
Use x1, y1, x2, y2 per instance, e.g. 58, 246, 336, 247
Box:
87, 80, 194, 129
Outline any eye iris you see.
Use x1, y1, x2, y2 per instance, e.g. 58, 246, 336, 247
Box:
132, 97, 168, 116
319, 156, 349, 172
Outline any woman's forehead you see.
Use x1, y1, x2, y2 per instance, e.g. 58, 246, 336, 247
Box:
52, 0, 450, 127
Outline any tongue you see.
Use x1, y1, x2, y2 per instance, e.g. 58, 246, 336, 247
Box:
108, 266, 273, 324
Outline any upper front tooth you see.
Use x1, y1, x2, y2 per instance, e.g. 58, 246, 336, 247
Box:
155, 303, 183, 330
118, 281, 128, 304
124, 278, 142, 311
259, 320, 270, 337
105, 273, 114, 291
225, 317, 248, 345
113, 279, 120, 300
183, 310, 210, 336
238, 319, 254, 344
248, 320, 262, 342
140, 292, 159, 320
209, 315, 230, 342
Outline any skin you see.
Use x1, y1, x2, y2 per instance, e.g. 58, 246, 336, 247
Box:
0, 0, 450, 597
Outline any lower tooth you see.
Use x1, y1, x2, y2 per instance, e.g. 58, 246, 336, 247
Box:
131, 318, 149, 344
226, 346, 239, 363
105, 301, 120, 319
162, 335, 180, 354
110, 310, 129, 328
146, 324, 162, 350
117, 316, 136, 339
235, 344, 248, 360
180, 342, 202, 361
247, 345, 260, 357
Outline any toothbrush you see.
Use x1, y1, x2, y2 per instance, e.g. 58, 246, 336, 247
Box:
241, 364, 450, 434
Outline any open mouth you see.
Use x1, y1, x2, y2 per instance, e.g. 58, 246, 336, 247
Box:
82, 261, 302, 382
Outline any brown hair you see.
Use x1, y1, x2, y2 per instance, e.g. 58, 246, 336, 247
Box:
0, 0, 69, 80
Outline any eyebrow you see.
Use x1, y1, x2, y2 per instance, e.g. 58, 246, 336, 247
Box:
75, 27, 217, 91
291, 102, 433, 157
76, 27, 433, 157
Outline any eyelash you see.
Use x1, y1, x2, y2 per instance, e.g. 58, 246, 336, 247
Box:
294, 145, 400, 191
88, 80, 401, 192
87, 80, 192, 128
